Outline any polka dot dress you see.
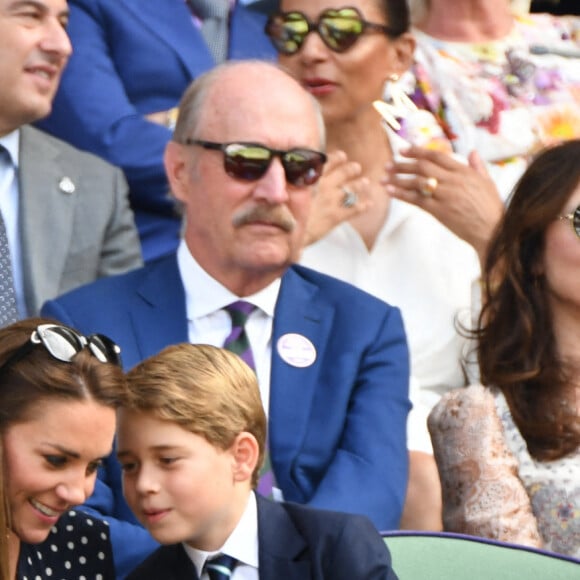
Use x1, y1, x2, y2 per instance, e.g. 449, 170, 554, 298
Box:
17, 510, 115, 579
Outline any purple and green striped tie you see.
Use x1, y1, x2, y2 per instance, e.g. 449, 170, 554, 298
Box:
223, 301, 275, 498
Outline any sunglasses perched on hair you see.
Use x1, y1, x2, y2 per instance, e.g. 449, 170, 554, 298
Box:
265, 7, 398, 55
0, 324, 122, 373
185, 139, 327, 186
559, 205, 580, 238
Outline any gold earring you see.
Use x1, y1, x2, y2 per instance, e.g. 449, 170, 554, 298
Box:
373, 74, 417, 131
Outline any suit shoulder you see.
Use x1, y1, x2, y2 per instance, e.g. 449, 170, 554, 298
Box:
282, 500, 378, 537
290, 264, 399, 312
23, 125, 121, 176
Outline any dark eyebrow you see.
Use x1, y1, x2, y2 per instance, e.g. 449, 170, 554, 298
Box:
44, 443, 80, 459
44, 443, 110, 463
7, 0, 70, 19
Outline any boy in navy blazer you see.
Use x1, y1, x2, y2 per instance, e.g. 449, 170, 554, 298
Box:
118, 343, 398, 580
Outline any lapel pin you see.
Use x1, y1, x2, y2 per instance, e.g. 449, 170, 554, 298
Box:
58, 176, 76, 194
277, 333, 317, 368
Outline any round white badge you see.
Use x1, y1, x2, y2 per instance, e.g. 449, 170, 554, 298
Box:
276, 333, 317, 368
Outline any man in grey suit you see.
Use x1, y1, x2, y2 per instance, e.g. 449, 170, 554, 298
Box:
0, 0, 141, 321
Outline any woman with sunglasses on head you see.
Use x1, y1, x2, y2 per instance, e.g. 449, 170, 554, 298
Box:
265, 0, 496, 531
0, 318, 126, 579
429, 140, 580, 557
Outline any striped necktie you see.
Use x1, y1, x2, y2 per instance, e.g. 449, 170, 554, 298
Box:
0, 146, 18, 327
186, 0, 230, 63
223, 301, 256, 371
205, 554, 238, 580
222, 301, 276, 498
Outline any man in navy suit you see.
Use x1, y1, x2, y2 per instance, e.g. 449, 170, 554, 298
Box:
42, 61, 410, 578
36, 0, 277, 260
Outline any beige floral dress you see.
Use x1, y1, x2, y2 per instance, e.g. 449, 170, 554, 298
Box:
428, 384, 580, 558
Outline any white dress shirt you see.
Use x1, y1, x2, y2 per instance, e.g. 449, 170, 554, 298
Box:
183, 492, 259, 580
300, 131, 481, 453
177, 240, 280, 417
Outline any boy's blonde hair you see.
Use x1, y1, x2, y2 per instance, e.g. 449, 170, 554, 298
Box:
124, 344, 266, 487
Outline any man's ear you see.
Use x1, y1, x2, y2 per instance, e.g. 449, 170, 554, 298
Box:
230, 432, 260, 483
164, 141, 190, 204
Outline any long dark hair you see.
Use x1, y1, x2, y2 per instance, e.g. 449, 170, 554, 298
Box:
477, 140, 580, 461
379, 0, 411, 36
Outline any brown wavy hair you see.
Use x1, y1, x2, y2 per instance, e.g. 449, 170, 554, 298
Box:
477, 140, 580, 461
0, 318, 126, 580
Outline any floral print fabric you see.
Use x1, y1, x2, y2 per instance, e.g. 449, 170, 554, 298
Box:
405, 13, 580, 198
429, 384, 580, 558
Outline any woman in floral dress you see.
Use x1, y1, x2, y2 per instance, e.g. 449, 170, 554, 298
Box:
429, 140, 580, 558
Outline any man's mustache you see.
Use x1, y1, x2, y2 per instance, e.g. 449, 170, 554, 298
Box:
232, 205, 296, 233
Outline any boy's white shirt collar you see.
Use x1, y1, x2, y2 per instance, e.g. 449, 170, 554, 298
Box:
182, 492, 259, 576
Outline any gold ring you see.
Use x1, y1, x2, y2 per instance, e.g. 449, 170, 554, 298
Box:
420, 176, 438, 197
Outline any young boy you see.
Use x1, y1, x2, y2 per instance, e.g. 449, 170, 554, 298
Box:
117, 343, 398, 579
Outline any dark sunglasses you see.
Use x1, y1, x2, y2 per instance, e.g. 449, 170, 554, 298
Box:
185, 139, 327, 186
0, 324, 122, 374
265, 7, 398, 55
559, 205, 580, 238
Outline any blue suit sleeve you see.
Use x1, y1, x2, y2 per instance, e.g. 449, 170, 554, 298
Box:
306, 306, 411, 531
37, 0, 174, 217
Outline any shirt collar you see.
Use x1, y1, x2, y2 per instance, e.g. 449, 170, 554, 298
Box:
182, 492, 259, 576
177, 239, 280, 319
0, 129, 20, 168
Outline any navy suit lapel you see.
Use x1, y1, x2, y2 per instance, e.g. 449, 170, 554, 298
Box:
119, 0, 213, 76
269, 267, 335, 498
129, 255, 189, 366
257, 495, 311, 580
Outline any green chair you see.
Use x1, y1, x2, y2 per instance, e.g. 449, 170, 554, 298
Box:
382, 531, 580, 579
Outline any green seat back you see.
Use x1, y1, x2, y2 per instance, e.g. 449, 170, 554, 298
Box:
382, 532, 580, 579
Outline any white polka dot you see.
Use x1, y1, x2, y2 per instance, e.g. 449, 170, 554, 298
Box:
64, 561, 71, 569
50, 544, 58, 552
45, 568, 52, 576
69, 510, 77, 516
100, 532, 107, 540
97, 575, 103, 580
79, 555, 86, 564
81, 535, 88, 544
98, 552, 105, 560
86, 518, 94, 526
66, 524, 74, 531
36, 551, 43, 560
67, 541, 74, 550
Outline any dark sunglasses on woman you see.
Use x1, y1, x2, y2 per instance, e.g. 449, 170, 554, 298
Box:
559, 205, 580, 238
265, 7, 399, 55
0, 324, 122, 373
